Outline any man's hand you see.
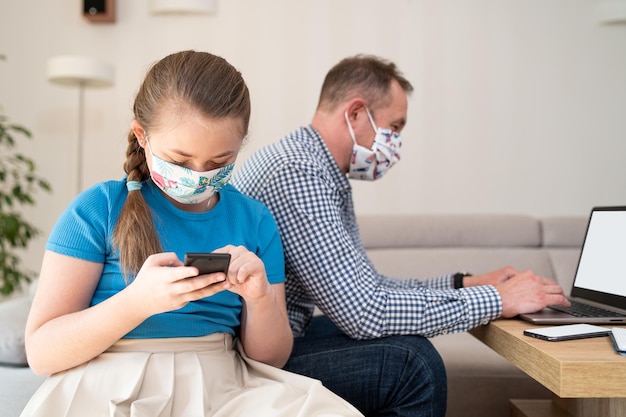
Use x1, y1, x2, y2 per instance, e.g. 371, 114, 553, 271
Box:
494, 270, 570, 317
465, 267, 570, 317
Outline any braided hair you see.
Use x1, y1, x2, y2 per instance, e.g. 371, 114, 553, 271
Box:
112, 51, 250, 279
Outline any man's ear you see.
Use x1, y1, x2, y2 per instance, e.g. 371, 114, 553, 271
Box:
345, 98, 367, 121
131, 120, 146, 147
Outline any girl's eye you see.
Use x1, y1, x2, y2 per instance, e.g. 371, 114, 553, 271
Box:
170, 159, 191, 168
170, 158, 226, 171
205, 162, 227, 171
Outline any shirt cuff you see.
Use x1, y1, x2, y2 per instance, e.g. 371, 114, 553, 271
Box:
459, 285, 502, 327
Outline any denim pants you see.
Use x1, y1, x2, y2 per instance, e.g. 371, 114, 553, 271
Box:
284, 316, 447, 417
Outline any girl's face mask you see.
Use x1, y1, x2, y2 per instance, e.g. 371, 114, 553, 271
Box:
345, 108, 402, 181
146, 140, 234, 205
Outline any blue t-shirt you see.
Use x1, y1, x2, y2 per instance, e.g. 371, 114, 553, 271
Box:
46, 179, 285, 339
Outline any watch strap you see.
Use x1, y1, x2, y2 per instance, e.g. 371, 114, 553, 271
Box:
453, 272, 472, 289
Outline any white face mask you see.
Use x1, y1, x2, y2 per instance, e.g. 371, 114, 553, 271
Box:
345, 108, 402, 181
146, 140, 234, 205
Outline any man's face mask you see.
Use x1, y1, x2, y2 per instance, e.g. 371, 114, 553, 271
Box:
344, 107, 402, 181
146, 140, 234, 205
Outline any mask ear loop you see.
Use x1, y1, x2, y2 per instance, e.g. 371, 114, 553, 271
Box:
365, 107, 378, 133
144, 137, 155, 156
344, 111, 358, 145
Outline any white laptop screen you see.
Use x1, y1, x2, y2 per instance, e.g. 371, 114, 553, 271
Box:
574, 209, 626, 298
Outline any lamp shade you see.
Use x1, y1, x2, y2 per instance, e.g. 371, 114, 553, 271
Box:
596, 0, 626, 23
151, 0, 217, 14
46, 55, 114, 88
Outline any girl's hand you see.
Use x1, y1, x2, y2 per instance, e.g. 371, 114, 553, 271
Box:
128, 252, 229, 316
211, 246, 291, 367
213, 245, 272, 302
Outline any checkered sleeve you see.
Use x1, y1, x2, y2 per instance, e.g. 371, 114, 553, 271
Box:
232, 127, 504, 339
261, 165, 501, 339
376, 274, 453, 291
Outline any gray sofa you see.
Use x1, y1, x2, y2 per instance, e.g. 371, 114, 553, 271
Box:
0, 213, 586, 417
0, 295, 46, 417
359, 214, 586, 417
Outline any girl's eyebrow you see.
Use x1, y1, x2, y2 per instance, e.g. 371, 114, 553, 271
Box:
172, 148, 237, 159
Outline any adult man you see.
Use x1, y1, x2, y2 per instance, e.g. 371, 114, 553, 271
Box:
232, 54, 569, 416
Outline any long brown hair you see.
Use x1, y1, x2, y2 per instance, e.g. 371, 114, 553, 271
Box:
112, 50, 251, 280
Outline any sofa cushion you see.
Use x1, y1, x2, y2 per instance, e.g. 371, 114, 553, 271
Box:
0, 296, 31, 366
359, 214, 542, 249
0, 366, 46, 417
431, 332, 552, 417
367, 248, 555, 279
541, 216, 587, 247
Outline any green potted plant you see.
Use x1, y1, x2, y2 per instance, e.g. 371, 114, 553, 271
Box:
0, 55, 52, 295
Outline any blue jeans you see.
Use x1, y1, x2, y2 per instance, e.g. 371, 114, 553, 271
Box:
284, 316, 447, 417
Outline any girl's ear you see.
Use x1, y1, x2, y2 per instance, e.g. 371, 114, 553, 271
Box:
131, 120, 147, 147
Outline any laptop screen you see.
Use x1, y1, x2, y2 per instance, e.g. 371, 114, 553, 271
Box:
571, 207, 626, 307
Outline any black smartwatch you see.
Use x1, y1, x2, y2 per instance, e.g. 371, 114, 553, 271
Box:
453, 272, 472, 289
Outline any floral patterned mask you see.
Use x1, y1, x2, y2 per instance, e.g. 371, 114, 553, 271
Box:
345, 108, 402, 181
146, 140, 234, 205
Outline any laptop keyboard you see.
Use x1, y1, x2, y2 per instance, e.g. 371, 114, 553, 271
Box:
549, 300, 624, 318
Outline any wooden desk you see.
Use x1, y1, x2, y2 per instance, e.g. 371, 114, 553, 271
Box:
469, 319, 626, 417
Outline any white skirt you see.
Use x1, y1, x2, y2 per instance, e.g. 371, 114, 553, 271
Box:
20, 333, 362, 417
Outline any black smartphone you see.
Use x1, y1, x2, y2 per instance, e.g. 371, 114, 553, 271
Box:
184, 252, 231, 275
523, 324, 611, 342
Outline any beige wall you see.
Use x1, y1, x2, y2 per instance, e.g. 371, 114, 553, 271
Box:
1, 0, 625, 272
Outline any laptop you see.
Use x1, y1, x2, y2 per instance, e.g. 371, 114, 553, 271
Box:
519, 206, 626, 325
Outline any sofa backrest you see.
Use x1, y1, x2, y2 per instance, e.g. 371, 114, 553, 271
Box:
357, 214, 587, 294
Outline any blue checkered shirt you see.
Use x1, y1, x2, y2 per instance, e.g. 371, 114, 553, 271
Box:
232, 125, 502, 339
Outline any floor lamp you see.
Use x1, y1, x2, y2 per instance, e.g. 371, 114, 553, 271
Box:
151, 0, 217, 14
46, 55, 114, 194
